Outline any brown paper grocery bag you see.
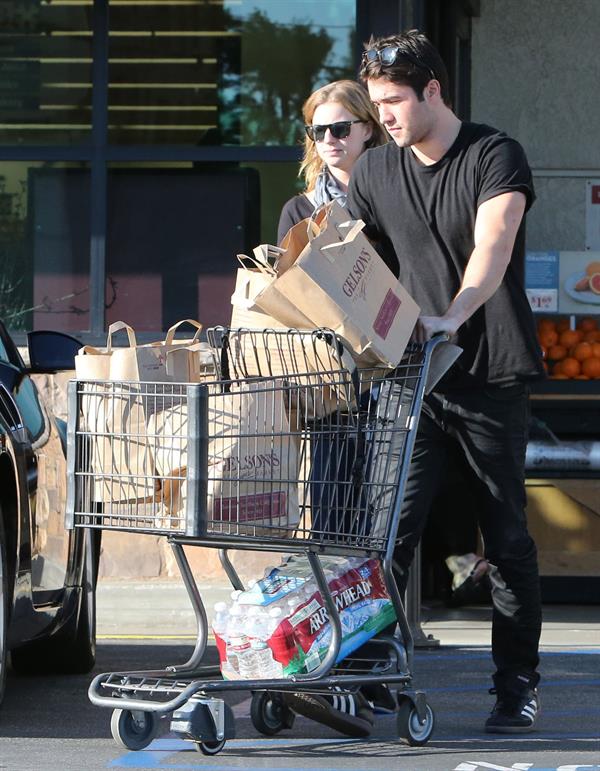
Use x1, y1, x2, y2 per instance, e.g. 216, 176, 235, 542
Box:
75, 319, 205, 383
74, 323, 155, 502
77, 380, 159, 503
230, 256, 313, 331
254, 201, 420, 367
74, 320, 207, 504
110, 319, 205, 382
148, 384, 300, 536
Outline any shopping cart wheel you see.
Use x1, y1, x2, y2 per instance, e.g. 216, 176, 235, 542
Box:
396, 696, 434, 746
250, 691, 295, 736
110, 708, 158, 750
195, 738, 226, 755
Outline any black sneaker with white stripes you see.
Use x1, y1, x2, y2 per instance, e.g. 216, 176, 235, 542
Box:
283, 689, 374, 738
485, 686, 540, 733
362, 683, 397, 714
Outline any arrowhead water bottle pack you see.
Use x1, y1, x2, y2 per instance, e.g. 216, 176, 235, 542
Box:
212, 555, 396, 679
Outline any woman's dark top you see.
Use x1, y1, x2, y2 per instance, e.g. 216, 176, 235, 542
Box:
277, 193, 314, 244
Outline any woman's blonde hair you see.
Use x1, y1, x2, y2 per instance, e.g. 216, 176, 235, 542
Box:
299, 79, 388, 192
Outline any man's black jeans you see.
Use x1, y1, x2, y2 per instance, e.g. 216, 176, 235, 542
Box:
394, 384, 542, 684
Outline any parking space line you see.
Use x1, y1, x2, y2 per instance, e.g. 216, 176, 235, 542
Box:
109, 737, 365, 770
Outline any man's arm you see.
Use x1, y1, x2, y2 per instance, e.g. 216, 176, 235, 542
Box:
412, 190, 527, 343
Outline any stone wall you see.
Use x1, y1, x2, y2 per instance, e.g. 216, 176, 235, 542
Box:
471, 0, 600, 252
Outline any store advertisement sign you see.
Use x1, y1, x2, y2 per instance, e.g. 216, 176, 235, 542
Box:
526, 250, 600, 315
585, 179, 600, 250
525, 251, 559, 312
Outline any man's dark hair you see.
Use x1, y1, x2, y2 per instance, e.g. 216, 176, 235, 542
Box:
359, 30, 451, 107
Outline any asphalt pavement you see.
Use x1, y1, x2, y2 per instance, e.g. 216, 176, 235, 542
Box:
85, 578, 600, 771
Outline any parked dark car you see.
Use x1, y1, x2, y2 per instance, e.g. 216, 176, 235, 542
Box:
0, 320, 98, 707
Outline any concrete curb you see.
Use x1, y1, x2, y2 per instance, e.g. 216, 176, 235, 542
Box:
96, 579, 600, 647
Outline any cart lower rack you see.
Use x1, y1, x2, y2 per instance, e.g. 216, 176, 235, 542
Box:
67, 329, 448, 753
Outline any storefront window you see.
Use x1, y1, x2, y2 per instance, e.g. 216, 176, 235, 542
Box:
104, 160, 299, 331
107, 0, 356, 146
1, 1, 359, 337
0, 1, 93, 145
0, 162, 91, 333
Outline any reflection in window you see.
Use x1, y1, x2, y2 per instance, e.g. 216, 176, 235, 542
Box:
0, 163, 91, 333
0, 1, 93, 145
231, 0, 356, 146
107, 0, 355, 146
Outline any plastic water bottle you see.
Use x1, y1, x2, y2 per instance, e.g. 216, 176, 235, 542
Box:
212, 601, 230, 664
212, 601, 230, 637
267, 606, 283, 635
247, 640, 283, 678
229, 635, 253, 677
246, 606, 269, 641
224, 605, 247, 673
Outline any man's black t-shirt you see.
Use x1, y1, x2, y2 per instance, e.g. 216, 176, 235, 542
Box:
348, 121, 545, 388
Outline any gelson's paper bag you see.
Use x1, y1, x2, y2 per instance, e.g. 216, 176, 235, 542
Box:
254, 201, 420, 367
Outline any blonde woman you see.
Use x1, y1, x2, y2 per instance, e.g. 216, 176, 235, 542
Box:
277, 80, 387, 243
276, 82, 390, 738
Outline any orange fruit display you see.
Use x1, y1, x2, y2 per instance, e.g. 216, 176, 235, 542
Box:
558, 329, 582, 348
581, 357, 600, 379
559, 357, 581, 378
582, 330, 600, 343
577, 317, 598, 332
537, 318, 556, 334
539, 330, 558, 348
547, 344, 567, 361
535, 319, 600, 376
571, 342, 594, 361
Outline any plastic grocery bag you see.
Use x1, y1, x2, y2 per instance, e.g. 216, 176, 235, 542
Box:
213, 555, 396, 680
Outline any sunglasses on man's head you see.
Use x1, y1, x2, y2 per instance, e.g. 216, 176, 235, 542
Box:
362, 45, 436, 81
304, 120, 364, 142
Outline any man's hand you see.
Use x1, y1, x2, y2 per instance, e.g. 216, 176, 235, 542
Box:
411, 315, 458, 344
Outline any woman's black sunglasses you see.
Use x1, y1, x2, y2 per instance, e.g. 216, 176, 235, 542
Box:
304, 120, 364, 142
362, 45, 436, 82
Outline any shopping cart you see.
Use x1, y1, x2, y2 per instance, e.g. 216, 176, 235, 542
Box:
66, 327, 450, 754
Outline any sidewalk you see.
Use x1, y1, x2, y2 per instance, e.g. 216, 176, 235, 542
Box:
96, 578, 600, 647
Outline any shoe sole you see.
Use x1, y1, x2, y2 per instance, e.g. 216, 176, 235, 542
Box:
283, 692, 373, 738
485, 724, 536, 734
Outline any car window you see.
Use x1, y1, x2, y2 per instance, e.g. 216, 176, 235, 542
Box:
0, 323, 23, 368
15, 376, 46, 443
0, 338, 10, 364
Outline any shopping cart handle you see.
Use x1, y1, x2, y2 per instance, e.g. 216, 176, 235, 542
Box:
424, 337, 463, 394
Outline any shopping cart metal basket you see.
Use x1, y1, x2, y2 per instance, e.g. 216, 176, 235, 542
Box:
66, 327, 451, 754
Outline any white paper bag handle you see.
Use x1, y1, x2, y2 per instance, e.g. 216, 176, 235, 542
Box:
106, 321, 137, 352
164, 319, 203, 345
306, 205, 328, 243
337, 219, 366, 242
238, 252, 277, 276
307, 202, 364, 244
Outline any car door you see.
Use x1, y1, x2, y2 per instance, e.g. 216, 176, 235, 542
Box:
0, 324, 69, 598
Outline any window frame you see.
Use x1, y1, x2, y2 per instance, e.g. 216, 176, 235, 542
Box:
2, 0, 379, 345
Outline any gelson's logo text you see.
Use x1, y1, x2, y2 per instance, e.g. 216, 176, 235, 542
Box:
343, 250, 372, 297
